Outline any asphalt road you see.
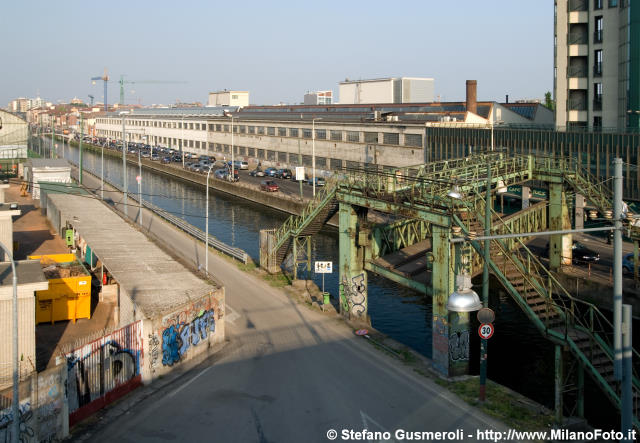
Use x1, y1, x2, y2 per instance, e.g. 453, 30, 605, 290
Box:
73, 168, 508, 443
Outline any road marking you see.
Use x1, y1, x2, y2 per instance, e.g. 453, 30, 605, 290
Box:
226, 305, 240, 325
168, 366, 211, 398
360, 410, 397, 443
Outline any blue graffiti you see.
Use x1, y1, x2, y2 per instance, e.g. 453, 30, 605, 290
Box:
162, 309, 216, 366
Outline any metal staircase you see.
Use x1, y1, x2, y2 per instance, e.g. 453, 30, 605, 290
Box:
261, 180, 338, 270
454, 198, 640, 426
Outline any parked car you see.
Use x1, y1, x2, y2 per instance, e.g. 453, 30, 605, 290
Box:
250, 169, 266, 177
307, 177, 326, 187
264, 167, 277, 177
275, 168, 292, 179
623, 253, 638, 275
214, 168, 239, 182
161, 156, 172, 164
260, 180, 279, 192
151, 154, 160, 161
544, 241, 600, 265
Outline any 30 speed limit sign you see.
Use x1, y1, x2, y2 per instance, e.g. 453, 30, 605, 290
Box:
478, 323, 494, 339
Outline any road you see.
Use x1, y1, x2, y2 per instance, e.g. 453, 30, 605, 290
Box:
72, 168, 508, 443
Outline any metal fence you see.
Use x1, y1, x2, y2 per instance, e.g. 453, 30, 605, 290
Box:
65, 320, 143, 427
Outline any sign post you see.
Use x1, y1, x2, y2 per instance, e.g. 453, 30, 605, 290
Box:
314, 261, 333, 308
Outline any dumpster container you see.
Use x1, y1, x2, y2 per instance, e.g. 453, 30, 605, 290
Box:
29, 254, 92, 324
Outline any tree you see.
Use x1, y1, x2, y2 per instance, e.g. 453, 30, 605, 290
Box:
544, 91, 555, 111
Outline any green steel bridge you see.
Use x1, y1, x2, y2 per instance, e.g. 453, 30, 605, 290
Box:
259, 152, 640, 426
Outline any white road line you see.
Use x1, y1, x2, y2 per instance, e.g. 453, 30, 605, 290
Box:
226, 304, 240, 325
168, 366, 212, 398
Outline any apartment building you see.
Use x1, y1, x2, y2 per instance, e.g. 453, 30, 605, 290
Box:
554, 0, 640, 129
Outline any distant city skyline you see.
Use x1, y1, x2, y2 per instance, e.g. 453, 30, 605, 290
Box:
4, 1, 552, 107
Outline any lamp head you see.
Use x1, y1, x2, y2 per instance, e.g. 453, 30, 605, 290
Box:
447, 184, 462, 200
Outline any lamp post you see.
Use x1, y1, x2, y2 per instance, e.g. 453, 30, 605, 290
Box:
78, 114, 84, 185
137, 147, 143, 226
312, 117, 322, 197
205, 164, 215, 276
101, 135, 104, 201
223, 111, 236, 182
120, 111, 129, 217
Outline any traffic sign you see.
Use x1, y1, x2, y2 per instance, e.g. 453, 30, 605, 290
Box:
314, 261, 333, 273
355, 329, 369, 336
478, 323, 494, 340
477, 308, 495, 324
295, 166, 305, 181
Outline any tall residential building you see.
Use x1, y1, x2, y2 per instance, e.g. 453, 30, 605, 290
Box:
339, 77, 434, 104
554, 0, 640, 129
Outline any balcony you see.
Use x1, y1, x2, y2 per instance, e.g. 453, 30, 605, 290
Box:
568, 110, 588, 122
593, 98, 603, 111
593, 63, 603, 76
568, 0, 588, 11
569, 11, 589, 23
594, 30, 603, 44
569, 99, 587, 111
569, 44, 588, 56
567, 66, 588, 78
569, 77, 588, 89
568, 32, 588, 45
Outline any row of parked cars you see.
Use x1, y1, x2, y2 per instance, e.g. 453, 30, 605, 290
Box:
250, 167, 326, 187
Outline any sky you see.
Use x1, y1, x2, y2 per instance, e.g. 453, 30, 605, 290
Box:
3, 0, 553, 107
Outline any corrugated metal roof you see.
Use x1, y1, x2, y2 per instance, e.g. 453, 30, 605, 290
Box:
46, 194, 218, 318
26, 159, 71, 168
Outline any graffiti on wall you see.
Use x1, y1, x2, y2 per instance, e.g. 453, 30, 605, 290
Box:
161, 309, 216, 366
449, 330, 469, 362
66, 321, 142, 418
148, 334, 160, 374
36, 367, 65, 443
340, 273, 367, 318
0, 401, 34, 443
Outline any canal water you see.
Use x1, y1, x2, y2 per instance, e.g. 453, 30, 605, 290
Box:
46, 139, 621, 427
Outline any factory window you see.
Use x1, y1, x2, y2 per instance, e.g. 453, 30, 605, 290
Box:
195, 123, 200, 130
239, 146, 247, 156
216, 124, 222, 131
208, 142, 214, 151
267, 127, 276, 136
208, 124, 215, 131
404, 134, 422, 147
248, 147, 256, 157
364, 132, 378, 143
383, 133, 399, 145
267, 150, 276, 161
346, 161, 361, 169
233, 125, 238, 133
330, 130, 343, 141
224, 125, 229, 132
302, 154, 312, 167
248, 126, 255, 134
257, 148, 265, 158
315, 129, 326, 140
303, 129, 312, 138
278, 151, 287, 162
290, 128, 299, 137
347, 131, 360, 142
258, 126, 265, 135
240, 125, 246, 133
278, 127, 287, 137
316, 157, 327, 168
224, 144, 230, 154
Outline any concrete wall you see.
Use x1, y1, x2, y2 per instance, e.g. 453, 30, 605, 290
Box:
339, 80, 393, 104
142, 288, 225, 383
0, 364, 68, 442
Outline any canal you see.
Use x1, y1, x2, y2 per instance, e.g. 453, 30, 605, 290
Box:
42, 138, 620, 428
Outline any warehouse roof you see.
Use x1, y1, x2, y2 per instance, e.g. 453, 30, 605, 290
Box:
45, 194, 218, 318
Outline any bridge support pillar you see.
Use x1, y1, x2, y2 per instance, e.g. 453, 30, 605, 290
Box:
432, 225, 470, 377
554, 345, 564, 423
521, 185, 530, 209
338, 203, 369, 323
574, 194, 585, 230
549, 183, 572, 270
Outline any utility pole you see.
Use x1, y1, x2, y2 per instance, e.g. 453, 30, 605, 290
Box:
614, 158, 623, 379
50, 119, 54, 159
78, 114, 84, 184
121, 113, 128, 217
298, 138, 303, 200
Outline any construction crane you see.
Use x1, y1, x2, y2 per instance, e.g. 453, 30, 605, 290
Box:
118, 75, 187, 105
88, 95, 94, 106
91, 68, 109, 111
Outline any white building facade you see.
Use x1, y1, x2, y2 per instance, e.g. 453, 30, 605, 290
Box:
339, 77, 434, 104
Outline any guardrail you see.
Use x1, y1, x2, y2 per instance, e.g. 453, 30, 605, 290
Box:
71, 167, 249, 263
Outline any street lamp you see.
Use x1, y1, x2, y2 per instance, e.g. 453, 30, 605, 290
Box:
224, 111, 236, 182
312, 117, 322, 197
205, 164, 215, 276
120, 111, 130, 217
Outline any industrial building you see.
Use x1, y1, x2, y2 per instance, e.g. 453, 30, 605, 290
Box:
338, 77, 434, 104
95, 81, 552, 173
554, 0, 640, 129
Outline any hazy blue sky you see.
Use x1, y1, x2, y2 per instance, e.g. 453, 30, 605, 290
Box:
4, 1, 552, 107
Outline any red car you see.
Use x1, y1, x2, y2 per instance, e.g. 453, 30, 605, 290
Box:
260, 180, 279, 192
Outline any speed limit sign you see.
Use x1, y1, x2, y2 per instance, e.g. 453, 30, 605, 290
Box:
478, 323, 494, 340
